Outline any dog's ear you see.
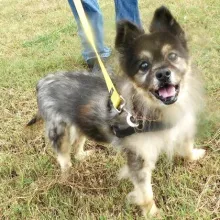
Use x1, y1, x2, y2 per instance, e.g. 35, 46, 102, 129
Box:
115, 20, 144, 52
150, 6, 187, 48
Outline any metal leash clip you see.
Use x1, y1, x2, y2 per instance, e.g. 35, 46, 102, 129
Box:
116, 96, 139, 128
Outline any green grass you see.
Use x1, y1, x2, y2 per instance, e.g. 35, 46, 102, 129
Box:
0, 0, 219, 219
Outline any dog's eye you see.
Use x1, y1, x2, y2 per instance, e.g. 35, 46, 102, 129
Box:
168, 53, 178, 61
139, 61, 149, 72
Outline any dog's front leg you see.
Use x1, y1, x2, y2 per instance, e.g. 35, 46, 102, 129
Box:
126, 150, 158, 216
185, 140, 206, 161
177, 139, 206, 161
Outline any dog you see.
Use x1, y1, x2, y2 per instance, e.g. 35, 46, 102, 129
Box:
28, 6, 205, 216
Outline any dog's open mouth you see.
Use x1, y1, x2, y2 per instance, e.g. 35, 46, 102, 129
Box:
151, 84, 179, 105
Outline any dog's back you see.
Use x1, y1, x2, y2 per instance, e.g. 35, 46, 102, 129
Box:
36, 71, 116, 143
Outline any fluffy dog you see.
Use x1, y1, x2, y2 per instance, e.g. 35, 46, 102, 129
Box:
28, 6, 205, 216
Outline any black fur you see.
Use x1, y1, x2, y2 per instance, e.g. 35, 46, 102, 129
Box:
149, 6, 187, 49
115, 20, 144, 52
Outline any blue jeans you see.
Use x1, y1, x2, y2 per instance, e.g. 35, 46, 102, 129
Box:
68, 0, 141, 62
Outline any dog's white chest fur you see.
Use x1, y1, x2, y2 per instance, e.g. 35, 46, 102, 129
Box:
122, 112, 196, 167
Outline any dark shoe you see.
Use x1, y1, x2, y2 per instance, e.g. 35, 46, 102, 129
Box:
86, 57, 108, 72
86, 58, 97, 70
87, 57, 114, 76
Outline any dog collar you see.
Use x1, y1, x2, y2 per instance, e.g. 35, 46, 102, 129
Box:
111, 120, 173, 138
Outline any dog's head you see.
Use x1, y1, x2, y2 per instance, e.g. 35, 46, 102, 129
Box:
115, 6, 189, 106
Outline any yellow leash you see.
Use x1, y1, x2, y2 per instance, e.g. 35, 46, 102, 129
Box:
73, 0, 122, 111
73, 0, 139, 128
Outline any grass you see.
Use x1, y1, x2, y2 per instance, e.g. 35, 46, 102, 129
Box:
0, 0, 219, 219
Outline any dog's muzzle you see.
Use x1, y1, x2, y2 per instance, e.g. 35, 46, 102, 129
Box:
150, 69, 180, 105
151, 83, 179, 105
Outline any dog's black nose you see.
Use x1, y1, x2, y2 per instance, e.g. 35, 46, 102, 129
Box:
156, 69, 171, 82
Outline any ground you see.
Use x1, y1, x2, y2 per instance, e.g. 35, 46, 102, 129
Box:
0, 0, 219, 219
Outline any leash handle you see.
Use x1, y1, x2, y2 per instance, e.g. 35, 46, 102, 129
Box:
73, 0, 121, 110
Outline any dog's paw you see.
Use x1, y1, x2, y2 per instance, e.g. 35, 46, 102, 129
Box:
127, 191, 138, 204
60, 161, 72, 172
127, 191, 159, 217
118, 165, 130, 180
141, 200, 159, 217
75, 149, 95, 161
188, 148, 206, 161
57, 155, 72, 173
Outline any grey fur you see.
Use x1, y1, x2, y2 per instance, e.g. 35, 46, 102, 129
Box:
127, 150, 145, 183
36, 71, 119, 147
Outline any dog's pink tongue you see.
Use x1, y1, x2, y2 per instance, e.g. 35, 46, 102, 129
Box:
159, 85, 175, 98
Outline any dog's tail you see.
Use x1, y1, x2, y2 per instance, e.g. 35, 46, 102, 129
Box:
26, 112, 42, 126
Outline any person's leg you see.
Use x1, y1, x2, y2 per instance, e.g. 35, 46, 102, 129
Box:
68, 0, 111, 65
114, 0, 142, 28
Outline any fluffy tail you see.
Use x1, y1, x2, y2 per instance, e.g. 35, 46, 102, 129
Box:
26, 112, 42, 126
